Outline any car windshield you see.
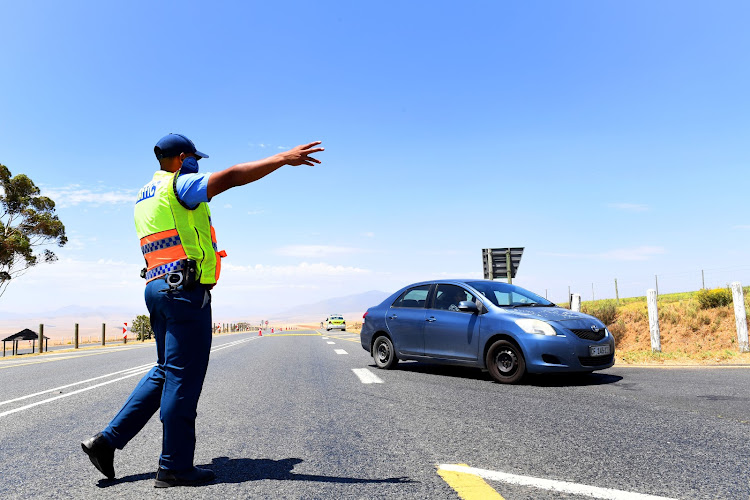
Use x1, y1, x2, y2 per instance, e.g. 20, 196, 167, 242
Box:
466, 281, 555, 308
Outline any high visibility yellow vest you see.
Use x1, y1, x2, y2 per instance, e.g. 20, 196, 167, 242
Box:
134, 170, 226, 284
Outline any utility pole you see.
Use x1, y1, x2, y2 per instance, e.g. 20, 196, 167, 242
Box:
614, 278, 619, 304
655, 275, 659, 296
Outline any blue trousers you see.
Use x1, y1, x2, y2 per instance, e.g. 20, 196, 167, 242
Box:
101, 278, 212, 471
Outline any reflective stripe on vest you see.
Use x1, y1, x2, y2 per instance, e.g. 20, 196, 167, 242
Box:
139, 228, 188, 278
134, 170, 224, 284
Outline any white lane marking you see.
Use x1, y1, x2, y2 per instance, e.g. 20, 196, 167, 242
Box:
327, 341, 336, 344
322, 337, 329, 339
0, 367, 153, 419
437, 465, 677, 500
352, 368, 383, 384
0, 363, 155, 407
334, 349, 348, 355
0, 336, 257, 419
210, 337, 255, 353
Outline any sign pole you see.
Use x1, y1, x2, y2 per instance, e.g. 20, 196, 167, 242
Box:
505, 250, 512, 284
485, 249, 494, 280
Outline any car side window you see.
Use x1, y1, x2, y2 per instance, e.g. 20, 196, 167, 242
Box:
434, 284, 476, 312
392, 285, 431, 308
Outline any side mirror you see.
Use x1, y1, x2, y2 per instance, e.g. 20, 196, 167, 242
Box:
458, 301, 478, 313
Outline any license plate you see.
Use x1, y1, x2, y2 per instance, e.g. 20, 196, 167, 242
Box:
589, 345, 611, 357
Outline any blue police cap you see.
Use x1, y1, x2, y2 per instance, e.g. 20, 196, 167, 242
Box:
154, 133, 209, 160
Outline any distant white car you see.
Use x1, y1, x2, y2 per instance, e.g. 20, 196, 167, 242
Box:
325, 315, 346, 331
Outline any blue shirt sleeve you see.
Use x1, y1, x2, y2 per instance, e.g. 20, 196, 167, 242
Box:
174, 172, 212, 209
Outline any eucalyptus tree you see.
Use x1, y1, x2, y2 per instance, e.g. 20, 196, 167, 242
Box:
0, 164, 67, 297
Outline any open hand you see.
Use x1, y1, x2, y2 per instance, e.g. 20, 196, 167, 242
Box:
282, 141, 324, 166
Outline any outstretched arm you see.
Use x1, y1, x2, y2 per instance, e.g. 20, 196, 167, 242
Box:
206, 141, 324, 199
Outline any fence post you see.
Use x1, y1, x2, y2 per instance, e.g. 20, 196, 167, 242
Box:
647, 289, 661, 352
731, 282, 749, 353
614, 278, 619, 304
571, 293, 581, 312
102, 323, 106, 346
74, 324, 79, 349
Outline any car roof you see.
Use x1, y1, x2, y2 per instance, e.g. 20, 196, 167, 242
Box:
404, 279, 494, 287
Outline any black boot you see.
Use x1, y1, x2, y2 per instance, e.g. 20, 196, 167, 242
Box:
81, 433, 115, 479
154, 466, 216, 488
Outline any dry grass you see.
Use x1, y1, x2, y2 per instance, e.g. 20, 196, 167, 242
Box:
584, 294, 750, 365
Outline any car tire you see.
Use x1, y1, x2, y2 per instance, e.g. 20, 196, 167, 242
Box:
372, 335, 398, 369
342, 328, 346, 332
486, 339, 526, 384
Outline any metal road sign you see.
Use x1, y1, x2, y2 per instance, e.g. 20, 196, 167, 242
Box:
482, 248, 524, 283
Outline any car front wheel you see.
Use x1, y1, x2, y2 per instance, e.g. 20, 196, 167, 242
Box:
372, 335, 398, 369
486, 339, 526, 384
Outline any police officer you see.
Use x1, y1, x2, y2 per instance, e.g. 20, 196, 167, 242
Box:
82, 134, 323, 487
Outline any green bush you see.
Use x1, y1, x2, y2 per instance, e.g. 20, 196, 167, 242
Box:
581, 300, 618, 325
696, 288, 732, 309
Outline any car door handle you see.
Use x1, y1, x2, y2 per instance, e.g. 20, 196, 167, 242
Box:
426, 317, 436, 322
388, 314, 398, 320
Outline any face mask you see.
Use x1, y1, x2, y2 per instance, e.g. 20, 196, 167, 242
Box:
181, 156, 199, 174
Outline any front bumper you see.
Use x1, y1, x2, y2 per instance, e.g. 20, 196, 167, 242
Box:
519, 332, 615, 373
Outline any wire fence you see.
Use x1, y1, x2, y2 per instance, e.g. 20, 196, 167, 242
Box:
550, 265, 750, 304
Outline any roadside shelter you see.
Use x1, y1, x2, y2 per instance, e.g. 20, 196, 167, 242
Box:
2, 329, 49, 357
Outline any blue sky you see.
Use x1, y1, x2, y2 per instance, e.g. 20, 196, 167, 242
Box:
1, 0, 749, 323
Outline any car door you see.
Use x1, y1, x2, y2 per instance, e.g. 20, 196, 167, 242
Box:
424, 284, 481, 361
385, 284, 431, 356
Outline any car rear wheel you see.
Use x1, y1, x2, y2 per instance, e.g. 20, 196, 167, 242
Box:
373, 335, 398, 369
486, 340, 526, 384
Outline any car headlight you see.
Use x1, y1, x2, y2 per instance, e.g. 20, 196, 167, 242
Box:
515, 319, 557, 336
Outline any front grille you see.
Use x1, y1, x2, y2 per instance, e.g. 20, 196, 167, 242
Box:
578, 354, 614, 367
569, 328, 606, 341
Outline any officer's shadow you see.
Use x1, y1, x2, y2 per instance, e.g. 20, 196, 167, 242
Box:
97, 456, 412, 488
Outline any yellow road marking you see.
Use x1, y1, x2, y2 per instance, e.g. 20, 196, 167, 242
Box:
0, 345, 151, 370
328, 336, 360, 343
0, 332, 251, 369
437, 464, 504, 500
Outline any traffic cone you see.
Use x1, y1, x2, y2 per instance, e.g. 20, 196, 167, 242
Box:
258, 329, 262, 336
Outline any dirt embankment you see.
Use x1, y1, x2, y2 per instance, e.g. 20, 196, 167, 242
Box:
588, 298, 750, 365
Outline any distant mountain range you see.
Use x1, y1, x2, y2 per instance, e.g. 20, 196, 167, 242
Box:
0, 304, 142, 321
0, 290, 392, 325
266, 290, 390, 322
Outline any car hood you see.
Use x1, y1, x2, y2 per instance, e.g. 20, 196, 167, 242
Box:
506, 307, 602, 325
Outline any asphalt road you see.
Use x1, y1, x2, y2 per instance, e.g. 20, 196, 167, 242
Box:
0, 330, 748, 499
